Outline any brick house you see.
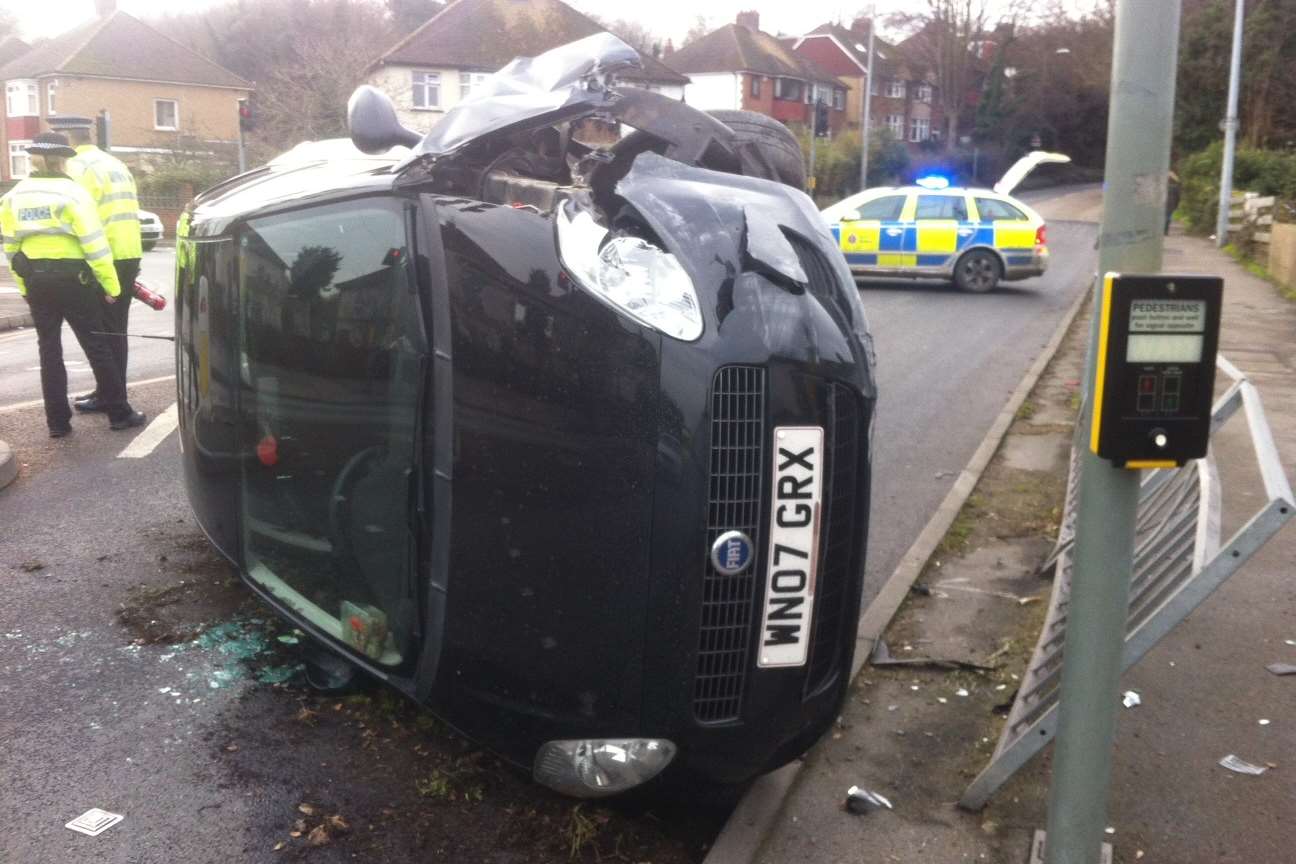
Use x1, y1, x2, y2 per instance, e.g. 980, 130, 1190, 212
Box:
791, 19, 943, 150
365, 0, 690, 135
667, 12, 849, 136
0, 7, 252, 182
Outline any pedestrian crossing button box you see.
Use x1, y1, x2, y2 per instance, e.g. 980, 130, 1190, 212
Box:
1090, 273, 1223, 468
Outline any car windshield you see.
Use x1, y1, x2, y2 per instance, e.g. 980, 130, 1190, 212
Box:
399, 32, 641, 163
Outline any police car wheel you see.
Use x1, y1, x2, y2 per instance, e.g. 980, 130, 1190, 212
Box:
954, 249, 1002, 293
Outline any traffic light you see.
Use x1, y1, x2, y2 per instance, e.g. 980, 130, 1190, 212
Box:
814, 100, 829, 138
238, 98, 254, 132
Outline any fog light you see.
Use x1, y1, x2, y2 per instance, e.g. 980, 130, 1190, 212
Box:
533, 738, 677, 797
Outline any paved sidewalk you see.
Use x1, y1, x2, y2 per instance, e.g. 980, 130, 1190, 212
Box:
740, 230, 1296, 864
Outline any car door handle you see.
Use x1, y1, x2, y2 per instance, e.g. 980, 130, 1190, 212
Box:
884, 228, 903, 236
958, 228, 975, 236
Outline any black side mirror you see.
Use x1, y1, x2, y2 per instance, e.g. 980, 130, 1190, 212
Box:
347, 86, 422, 154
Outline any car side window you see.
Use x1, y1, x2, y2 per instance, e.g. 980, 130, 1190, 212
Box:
854, 194, 906, 221
915, 195, 969, 221
975, 197, 1027, 221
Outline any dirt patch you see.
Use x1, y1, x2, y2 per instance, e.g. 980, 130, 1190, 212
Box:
115, 530, 253, 644
214, 683, 724, 863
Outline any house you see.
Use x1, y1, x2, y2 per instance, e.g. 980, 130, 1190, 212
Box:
0, 5, 253, 182
792, 18, 943, 149
366, 0, 691, 134
668, 12, 849, 136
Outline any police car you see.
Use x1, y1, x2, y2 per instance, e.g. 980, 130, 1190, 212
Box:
821, 152, 1070, 293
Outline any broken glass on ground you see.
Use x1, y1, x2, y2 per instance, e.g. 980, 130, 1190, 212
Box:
1122, 690, 1141, 708
1265, 662, 1296, 676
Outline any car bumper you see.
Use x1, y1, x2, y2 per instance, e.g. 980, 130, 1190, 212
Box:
1004, 245, 1048, 280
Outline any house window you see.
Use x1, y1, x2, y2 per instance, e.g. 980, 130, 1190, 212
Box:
5, 81, 38, 117
885, 114, 904, 136
9, 141, 32, 178
459, 72, 488, 101
412, 70, 440, 109
916, 83, 932, 103
833, 88, 845, 111
773, 77, 802, 102
750, 76, 761, 98
47, 81, 56, 115
154, 99, 178, 130
909, 117, 931, 142
885, 80, 906, 99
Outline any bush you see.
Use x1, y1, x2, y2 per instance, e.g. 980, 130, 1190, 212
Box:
137, 159, 237, 199
793, 126, 910, 203
1179, 142, 1296, 233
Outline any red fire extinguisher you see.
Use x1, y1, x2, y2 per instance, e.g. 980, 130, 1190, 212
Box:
133, 279, 166, 311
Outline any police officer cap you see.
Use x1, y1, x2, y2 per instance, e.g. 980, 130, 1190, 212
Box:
26, 132, 77, 158
47, 115, 94, 132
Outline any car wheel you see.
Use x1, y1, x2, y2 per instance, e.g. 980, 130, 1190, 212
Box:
142, 241, 157, 252
954, 249, 1002, 293
707, 110, 806, 191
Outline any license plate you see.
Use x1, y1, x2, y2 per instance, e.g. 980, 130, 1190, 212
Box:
758, 426, 824, 668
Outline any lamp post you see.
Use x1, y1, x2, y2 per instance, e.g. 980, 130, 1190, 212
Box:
858, 3, 876, 191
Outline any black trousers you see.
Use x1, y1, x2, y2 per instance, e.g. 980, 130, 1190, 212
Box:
25, 272, 130, 429
102, 258, 142, 385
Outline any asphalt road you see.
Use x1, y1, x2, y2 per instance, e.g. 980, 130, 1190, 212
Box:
0, 200, 1097, 862
0, 248, 177, 409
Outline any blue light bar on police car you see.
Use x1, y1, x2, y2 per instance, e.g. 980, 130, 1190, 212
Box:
915, 175, 951, 190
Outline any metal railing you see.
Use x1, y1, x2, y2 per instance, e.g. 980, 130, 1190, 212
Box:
960, 355, 1294, 810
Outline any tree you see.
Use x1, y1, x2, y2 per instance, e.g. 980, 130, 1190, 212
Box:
387, 0, 443, 36
890, 0, 998, 149
681, 15, 711, 48
588, 15, 664, 56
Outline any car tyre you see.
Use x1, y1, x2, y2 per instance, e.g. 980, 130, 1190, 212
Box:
707, 109, 807, 191
142, 241, 157, 252
954, 249, 1002, 293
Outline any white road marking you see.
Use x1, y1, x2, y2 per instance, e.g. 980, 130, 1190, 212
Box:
0, 374, 175, 414
117, 402, 179, 459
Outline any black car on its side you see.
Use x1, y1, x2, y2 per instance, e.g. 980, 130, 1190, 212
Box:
174, 34, 877, 797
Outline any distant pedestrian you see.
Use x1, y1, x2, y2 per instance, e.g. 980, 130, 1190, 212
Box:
49, 115, 144, 414
0, 132, 146, 437
1165, 171, 1181, 235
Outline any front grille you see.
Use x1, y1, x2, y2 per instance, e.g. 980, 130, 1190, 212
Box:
804, 383, 863, 696
692, 366, 766, 724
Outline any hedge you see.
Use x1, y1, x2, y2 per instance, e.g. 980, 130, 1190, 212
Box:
1179, 142, 1296, 233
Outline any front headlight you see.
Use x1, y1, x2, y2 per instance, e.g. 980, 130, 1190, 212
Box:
556, 203, 703, 341
533, 738, 677, 797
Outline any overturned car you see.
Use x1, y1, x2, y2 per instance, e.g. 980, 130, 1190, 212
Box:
175, 34, 877, 797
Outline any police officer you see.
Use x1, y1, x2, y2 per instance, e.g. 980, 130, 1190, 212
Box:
48, 115, 144, 413
0, 132, 146, 436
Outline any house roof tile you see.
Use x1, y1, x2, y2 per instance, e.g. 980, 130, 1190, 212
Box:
371, 0, 688, 86
669, 23, 841, 84
0, 12, 251, 90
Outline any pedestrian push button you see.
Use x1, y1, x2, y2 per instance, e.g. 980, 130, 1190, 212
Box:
1089, 273, 1223, 469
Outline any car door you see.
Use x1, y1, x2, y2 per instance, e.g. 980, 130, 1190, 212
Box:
839, 193, 910, 271
973, 195, 1036, 261
909, 193, 974, 273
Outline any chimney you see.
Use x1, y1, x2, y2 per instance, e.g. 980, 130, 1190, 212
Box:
736, 11, 760, 31
94, 0, 117, 16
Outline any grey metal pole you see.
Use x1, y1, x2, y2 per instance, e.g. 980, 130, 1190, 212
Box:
1043, 2, 1181, 863
859, 4, 876, 191
238, 126, 247, 174
1214, 0, 1244, 247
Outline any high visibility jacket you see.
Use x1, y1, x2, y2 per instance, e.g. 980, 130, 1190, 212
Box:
67, 144, 142, 261
0, 173, 121, 297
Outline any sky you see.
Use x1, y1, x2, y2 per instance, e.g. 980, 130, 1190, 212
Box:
4, 0, 1107, 47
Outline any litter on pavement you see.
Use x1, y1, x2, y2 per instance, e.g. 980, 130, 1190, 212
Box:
1122, 690, 1141, 708
1218, 754, 1268, 776
1265, 662, 1296, 676
66, 808, 123, 837
844, 786, 893, 814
